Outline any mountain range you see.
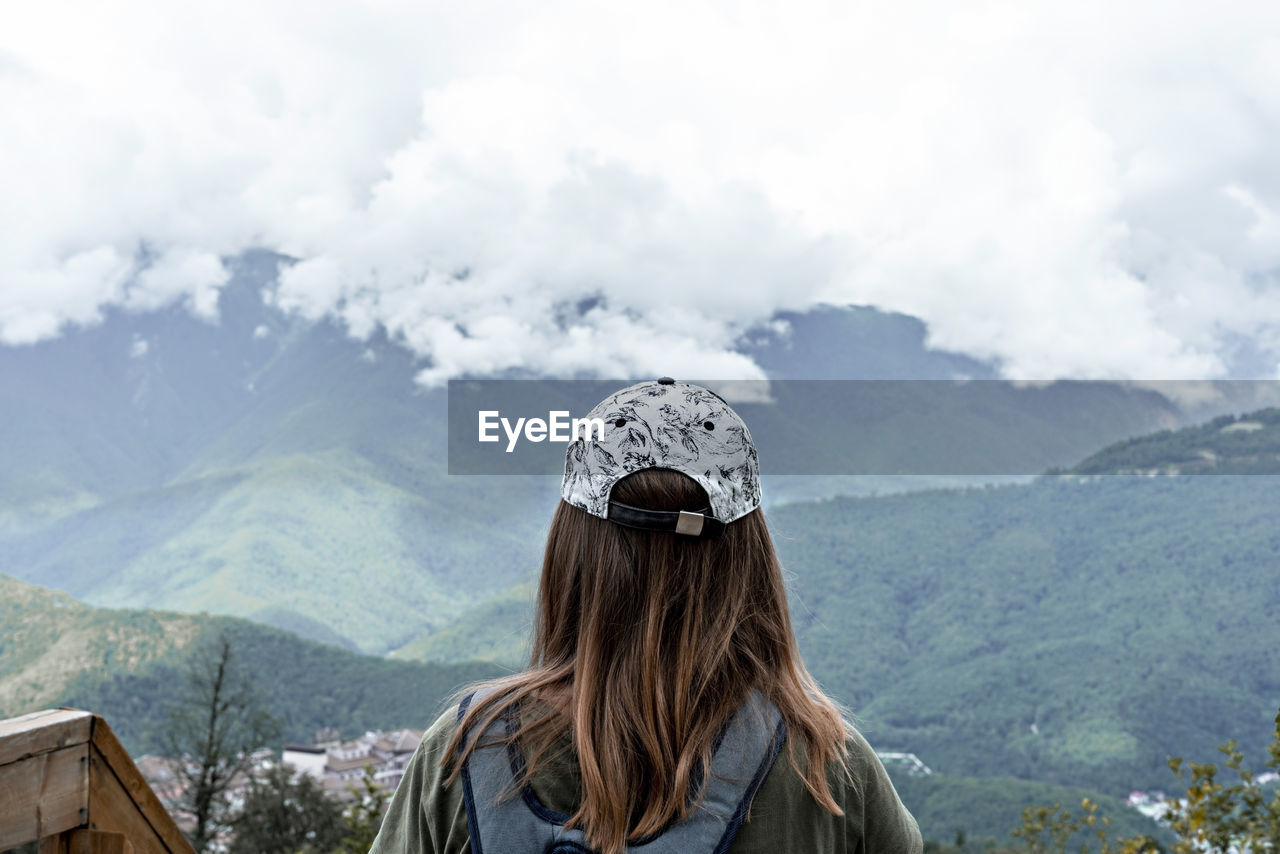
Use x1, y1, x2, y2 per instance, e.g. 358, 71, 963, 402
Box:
6, 260, 1279, 844
1, 251, 1251, 657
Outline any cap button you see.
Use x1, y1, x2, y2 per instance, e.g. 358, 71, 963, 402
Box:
657, 376, 675, 385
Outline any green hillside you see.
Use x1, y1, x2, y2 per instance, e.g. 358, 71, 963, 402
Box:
0, 451, 556, 654
1067, 407, 1280, 474
0, 574, 505, 755
772, 474, 1280, 795
378, 471, 1280, 798
890, 773, 1167, 849
388, 578, 536, 663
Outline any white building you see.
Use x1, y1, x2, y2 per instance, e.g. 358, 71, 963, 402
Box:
282, 744, 328, 781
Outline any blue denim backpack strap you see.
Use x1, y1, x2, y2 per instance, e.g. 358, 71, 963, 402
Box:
458, 687, 787, 854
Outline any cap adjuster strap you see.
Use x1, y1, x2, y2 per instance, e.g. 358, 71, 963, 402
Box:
606, 500, 726, 538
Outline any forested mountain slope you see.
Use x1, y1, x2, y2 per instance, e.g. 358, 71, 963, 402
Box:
0, 573, 503, 755
773, 473, 1280, 794
1068, 406, 1280, 474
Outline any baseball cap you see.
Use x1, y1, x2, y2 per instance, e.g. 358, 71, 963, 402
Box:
560, 378, 762, 538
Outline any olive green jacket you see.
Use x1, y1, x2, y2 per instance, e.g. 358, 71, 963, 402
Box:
370, 703, 923, 854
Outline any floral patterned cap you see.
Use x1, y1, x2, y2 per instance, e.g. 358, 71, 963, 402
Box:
561, 378, 762, 530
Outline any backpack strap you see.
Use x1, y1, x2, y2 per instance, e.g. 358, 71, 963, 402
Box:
458, 687, 787, 854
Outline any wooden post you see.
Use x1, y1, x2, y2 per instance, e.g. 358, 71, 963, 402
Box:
40, 829, 136, 854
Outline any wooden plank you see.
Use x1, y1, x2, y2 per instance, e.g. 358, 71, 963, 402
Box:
39, 834, 69, 854
87, 744, 194, 854
0, 743, 88, 850
39, 829, 135, 854
69, 829, 136, 854
0, 709, 94, 767
88, 718, 195, 854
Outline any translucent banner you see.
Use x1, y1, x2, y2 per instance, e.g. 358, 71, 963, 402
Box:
446, 379, 1280, 475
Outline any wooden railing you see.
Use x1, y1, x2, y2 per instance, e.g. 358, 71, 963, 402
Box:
0, 709, 195, 854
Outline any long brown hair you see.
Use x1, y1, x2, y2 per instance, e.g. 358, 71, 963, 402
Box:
444, 467, 850, 854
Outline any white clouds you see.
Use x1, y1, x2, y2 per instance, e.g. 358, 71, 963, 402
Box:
2, 0, 1280, 379
1, 247, 133, 345
128, 249, 229, 320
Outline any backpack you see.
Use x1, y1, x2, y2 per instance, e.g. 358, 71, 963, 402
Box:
457, 688, 787, 854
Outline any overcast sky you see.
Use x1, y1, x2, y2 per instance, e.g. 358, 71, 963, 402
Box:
3, 0, 1280, 382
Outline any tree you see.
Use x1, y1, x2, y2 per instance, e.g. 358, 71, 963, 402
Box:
228, 763, 346, 854
332, 765, 391, 853
1012, 707, 1280, 853
1159, 708, 1280, 853
164, 632, 282, 853
1011, 798, 1164, 853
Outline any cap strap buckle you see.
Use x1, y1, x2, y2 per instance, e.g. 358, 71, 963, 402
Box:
675, 511, 705, 536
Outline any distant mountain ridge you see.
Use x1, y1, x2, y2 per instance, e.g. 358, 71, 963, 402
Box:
1066, 407, 1280, 474
8, 250, 1176, 657
736, 304, 999, 380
